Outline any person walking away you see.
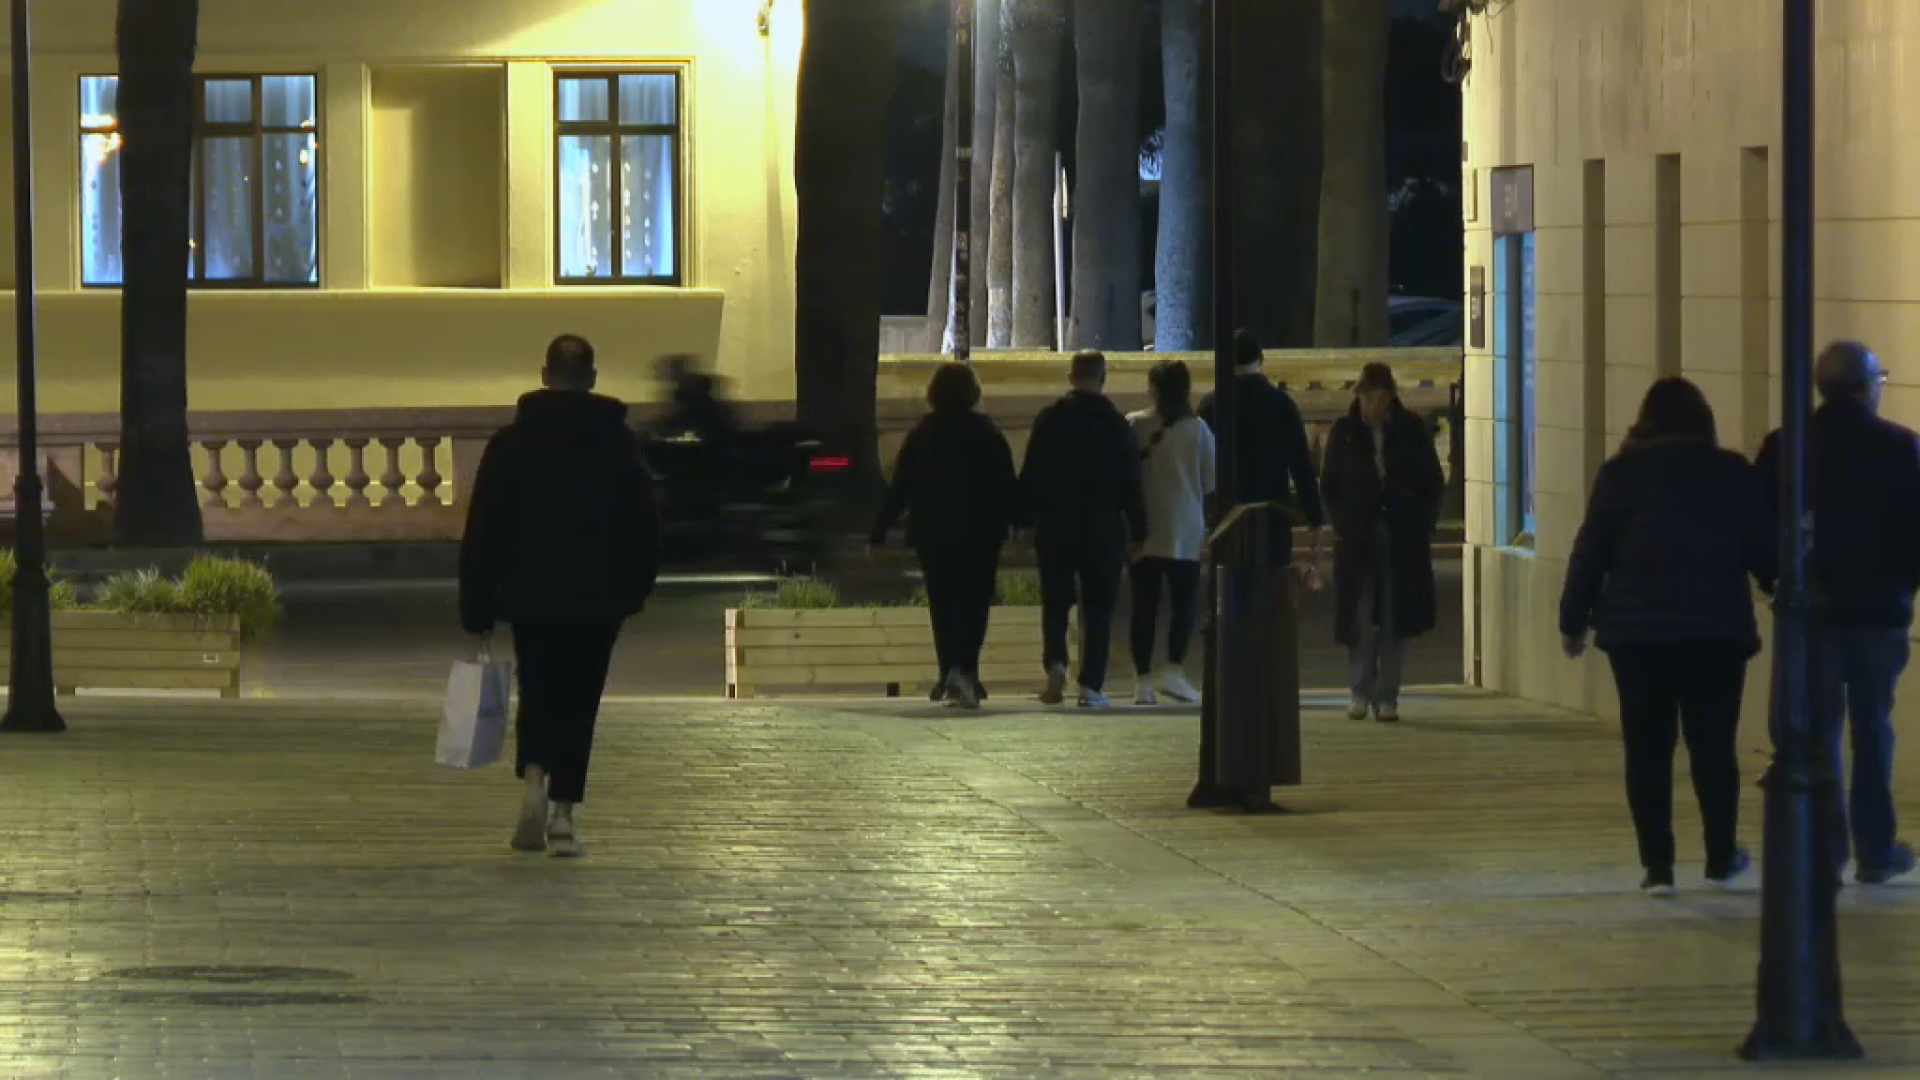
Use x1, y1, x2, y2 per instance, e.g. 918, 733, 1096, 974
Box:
1022, 350, 1149, 708
1756, 341, 1920, 885
1321, 363, 1444, 723
1198, 331, 1326, 579
870, 363, 1020, 709
459, 334, 661, 858
1560, 377, 1768, 896
1127, 360, 1215, 705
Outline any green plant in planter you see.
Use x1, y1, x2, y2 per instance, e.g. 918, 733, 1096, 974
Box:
0, 549, 80, 614
994, 570, 1043, 607
740, 576, 841, 610
94, 556, 281, 643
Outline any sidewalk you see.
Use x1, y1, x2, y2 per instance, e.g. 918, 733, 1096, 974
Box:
0, 689, 1913, 1078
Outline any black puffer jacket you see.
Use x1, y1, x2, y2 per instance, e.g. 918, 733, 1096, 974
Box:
1019, 391, 1147, 556
459, 390, 661, 633
870, 409, 1020, 553
1559, 437, 1769, 653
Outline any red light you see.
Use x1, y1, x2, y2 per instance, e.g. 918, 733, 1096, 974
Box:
808, 456, 850, 474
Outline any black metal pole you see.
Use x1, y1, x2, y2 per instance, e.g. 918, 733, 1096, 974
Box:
951, 0, 976, 364
1741, 0, 1853, 1059
1209, 0, 1235, 509
2, 0, 63, 734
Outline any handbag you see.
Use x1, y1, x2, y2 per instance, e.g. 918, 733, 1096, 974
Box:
437, 637, 512, 769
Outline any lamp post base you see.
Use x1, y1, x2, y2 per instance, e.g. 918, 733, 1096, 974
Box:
1740, 755, 1859, 1062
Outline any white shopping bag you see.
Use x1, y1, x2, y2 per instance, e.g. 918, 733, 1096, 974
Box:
438, 641, 512, 769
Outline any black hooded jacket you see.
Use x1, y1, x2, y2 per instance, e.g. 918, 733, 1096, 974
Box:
459, 390, 661, 633
1019, 390, 1148, 556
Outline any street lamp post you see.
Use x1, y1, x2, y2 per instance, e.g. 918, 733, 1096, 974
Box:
2, 0, 62, 735
950, 0, 976, 364
1741, 0, 1855, 1059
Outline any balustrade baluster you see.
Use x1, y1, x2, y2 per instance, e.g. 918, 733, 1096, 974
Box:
343, 439, 372, 508
271, 439, 301, 509
307, 438, 336, 509
378, 438, 407, 507
415, 437, 444, 507
236, 440, 265, 508
200, 440, 229, 509
96, 443, 118, 508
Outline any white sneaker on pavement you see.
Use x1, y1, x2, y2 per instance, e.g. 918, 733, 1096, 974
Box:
1078, 688, 1112, 710
1347, 695, 1371, 721
1039, 664, 1068, 705
511, 767, 548, 853
548, 803, 584, 859
1157, 666, 1200, 703
1133, 680, 1158, 707
947, 669, 980, 710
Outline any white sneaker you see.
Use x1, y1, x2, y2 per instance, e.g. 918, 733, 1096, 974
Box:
1078, 688, 1112, 710
947, 669, 980, 710
548, 804, 584, 859
1039, 663, 1068, 705
1157, 666, 1200, 703
1134, 680, 1158, 706
511, 767, 548, 853
1347, 695, 1371, 721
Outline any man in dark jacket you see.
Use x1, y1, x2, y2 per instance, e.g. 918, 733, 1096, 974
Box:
1021, 350, 1148, 708
1757, 341, 1920, 885
1198, 331, 1326, 574
459, 334, 661, 858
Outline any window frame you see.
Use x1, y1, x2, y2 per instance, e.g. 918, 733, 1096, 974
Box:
552, 68, 685, 287
78, 72, 324, 291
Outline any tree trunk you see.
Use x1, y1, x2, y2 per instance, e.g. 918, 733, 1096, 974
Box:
1156, 0, 1209, 352
1231, 0, 1321, 350
795, 0, 900, 501
1315, 0, 1391, 347
1068, 0, 1145, 352
986, 9, 1017, 349
926, 24, 960, 352
114, 0, 204, 548
1008, 0, 1066, 350
968, 0, 1003, 348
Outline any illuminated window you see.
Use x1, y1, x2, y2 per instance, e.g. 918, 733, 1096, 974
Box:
555, 70, 682, 285
81, 74, 321, 288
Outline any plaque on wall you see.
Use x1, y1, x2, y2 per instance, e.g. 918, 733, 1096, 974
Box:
1491, 165, 1535, 236
1469, 265, 1486, 349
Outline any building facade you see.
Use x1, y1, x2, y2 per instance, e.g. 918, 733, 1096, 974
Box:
0, 0, 802, 413
1461, 0, 1920, 722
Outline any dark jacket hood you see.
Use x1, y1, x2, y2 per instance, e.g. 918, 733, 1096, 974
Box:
514, 389, 630, 434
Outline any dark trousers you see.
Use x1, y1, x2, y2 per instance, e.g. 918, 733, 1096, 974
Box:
1606, 642, 1749, 873
1040, 547, 1122, 692
512, 621, 622, 805
1816, 625, 1910, 871
919, 544, 1000, 681
1130, 557, 1201, 675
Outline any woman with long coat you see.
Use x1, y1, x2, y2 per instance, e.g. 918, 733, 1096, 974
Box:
1320, 362, 1444, 723
1559, 377, 1769, 896
870, 363, 1020, 709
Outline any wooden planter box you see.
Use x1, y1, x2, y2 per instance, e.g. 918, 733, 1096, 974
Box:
1, 611, 243, 697
726, 606, 1065, 699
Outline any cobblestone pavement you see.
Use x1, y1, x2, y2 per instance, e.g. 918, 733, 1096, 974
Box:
0, 689, 1915, 1078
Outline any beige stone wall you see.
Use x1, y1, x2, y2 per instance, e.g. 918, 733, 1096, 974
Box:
1461, 0, 1920, 724
0, 0, 801, 407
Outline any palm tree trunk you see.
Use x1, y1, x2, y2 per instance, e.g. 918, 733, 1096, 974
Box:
986, 11, 1017, 349
1155, 0, 1209, 352
1315, 0, 1391, 346
926, 26, 960, 352
1068, 0, 1145, 352
795, 0, 900, 499
968, 0, 1003, 349
1231, 0, 1321, 350
1008, 0, 1066, 350
115, 0, 204, 547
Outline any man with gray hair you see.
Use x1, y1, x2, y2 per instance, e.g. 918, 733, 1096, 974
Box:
1758, 340, 1920, 884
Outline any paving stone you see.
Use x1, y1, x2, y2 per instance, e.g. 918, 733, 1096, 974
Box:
0, 689, 1909, 1076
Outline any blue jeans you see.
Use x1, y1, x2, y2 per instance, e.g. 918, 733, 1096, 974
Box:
1816, 625, 1911, 871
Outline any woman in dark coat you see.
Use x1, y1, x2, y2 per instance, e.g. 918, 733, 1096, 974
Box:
1559, 377, 1770, 896
1320, 362, 1444, 724
870, 363, 1020, 709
